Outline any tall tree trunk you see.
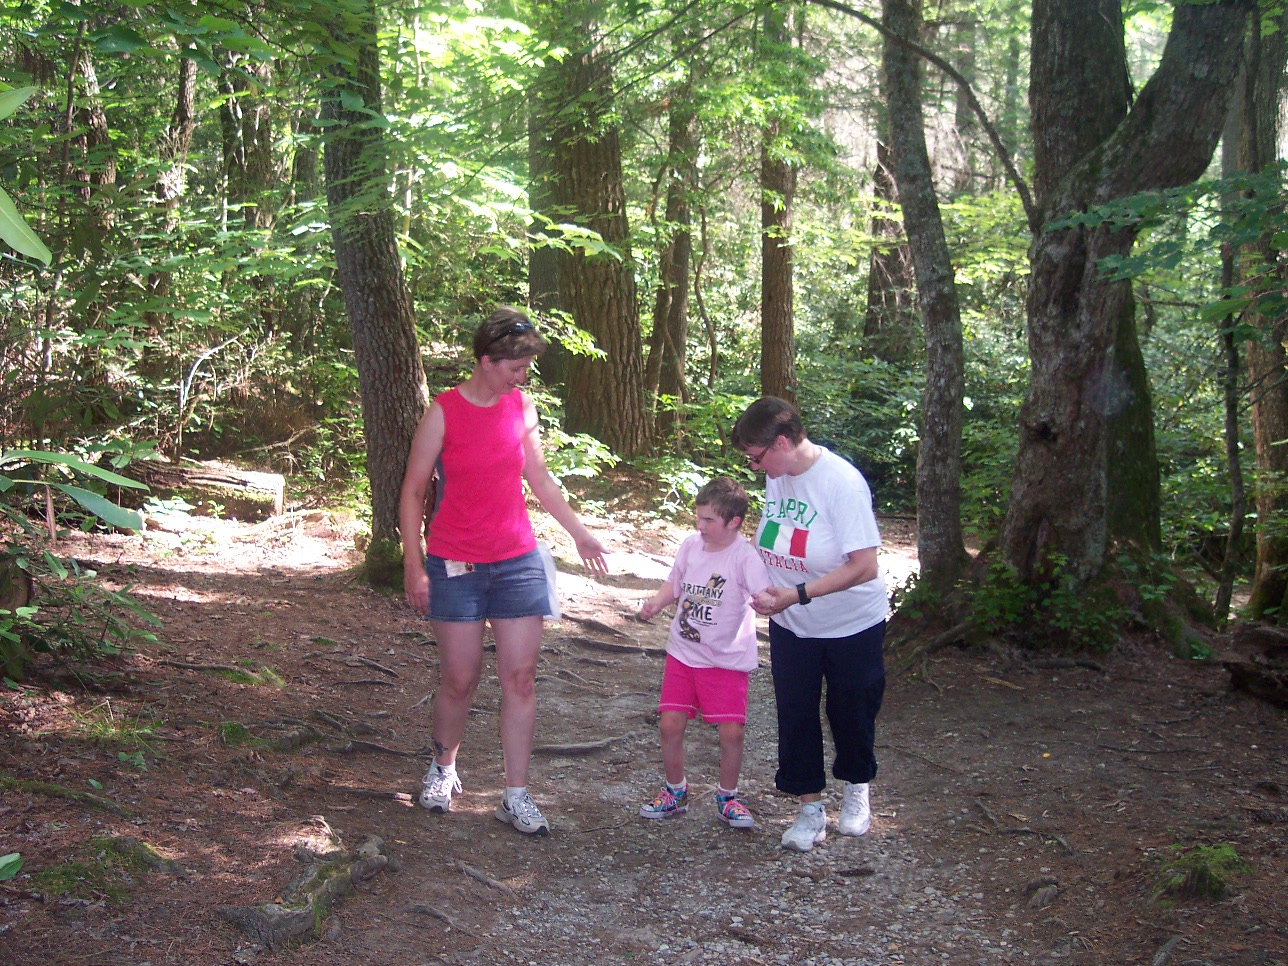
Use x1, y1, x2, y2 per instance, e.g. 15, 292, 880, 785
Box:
1001, 1, 1251, 584
1236, 17, 1288, 619
1216, 96, 1247, 624
645, 75, 696, 414
156, 57, 197, 227
882, 0, 968, 595
72, 48, 116, 233
321, 0, 428, 584
528, 84, 564, 386
951, 20, 977, 194
863, 140, 918, 363
549, 11, 650, 456
146, 57, 197, 335
759, 5, 797, 403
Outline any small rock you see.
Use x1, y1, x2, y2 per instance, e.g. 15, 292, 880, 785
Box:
1028, 885, 1059, 909
323, 916, 342, 940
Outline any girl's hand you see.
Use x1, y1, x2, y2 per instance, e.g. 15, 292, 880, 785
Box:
752, 585, 796, 616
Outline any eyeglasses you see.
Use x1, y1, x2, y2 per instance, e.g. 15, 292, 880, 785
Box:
745, 445, 771, 466
482, 319, 536, 353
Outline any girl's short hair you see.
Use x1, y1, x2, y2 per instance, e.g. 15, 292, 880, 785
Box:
731, 396, 805, 449
473, 306, 548, 361
695, 476, 749, 524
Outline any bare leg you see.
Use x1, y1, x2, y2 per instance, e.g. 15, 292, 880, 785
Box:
717, 721, 745, 791
490, 616, 543, 787
659, 711, 689, 786
430, 620, 485, 767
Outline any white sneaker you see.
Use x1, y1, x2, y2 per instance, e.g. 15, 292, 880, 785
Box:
418, 761, 461, 812
839, 781, 871, 836
495, 790, 550, 835
781, 802, 826, 851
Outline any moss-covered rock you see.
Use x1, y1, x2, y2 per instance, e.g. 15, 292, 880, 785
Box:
217, 835, 389, 950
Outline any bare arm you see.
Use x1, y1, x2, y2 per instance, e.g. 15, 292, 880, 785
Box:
520, 395, 608, 574
638, 583, 679, 621
399, 402, 446, 613
753, 547, 879, 617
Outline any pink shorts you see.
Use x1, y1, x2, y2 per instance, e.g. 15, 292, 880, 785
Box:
658, 654, 750, 724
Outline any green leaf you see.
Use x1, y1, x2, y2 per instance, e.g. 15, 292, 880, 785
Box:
1199, 297, 1251, 324
0, 853, 21, 882
92, 25, 149, 54
88, 778, 102, 790
0, 86, 38, 121
0, 185, 52, 265
41, 550, 69, 580
0, 450, 148, 489
50, 484, 144, 531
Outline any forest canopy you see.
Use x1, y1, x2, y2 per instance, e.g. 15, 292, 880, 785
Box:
2, 0, 1285, 656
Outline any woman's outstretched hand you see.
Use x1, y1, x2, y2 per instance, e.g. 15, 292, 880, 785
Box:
576, 534, 609, 576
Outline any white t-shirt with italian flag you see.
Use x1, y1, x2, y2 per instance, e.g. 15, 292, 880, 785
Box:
755, 447, 888, 639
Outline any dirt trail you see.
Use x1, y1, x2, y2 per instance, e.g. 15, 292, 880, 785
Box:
1, 509, 1285, 966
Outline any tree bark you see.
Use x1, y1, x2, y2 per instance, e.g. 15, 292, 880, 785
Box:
863, 141, 917, 363
1236, 17, 1288, 619
1001, 1, 1251, 583
549, 8, 650, 456
645, 72, 696, 413
759, 5, 797, 404
72, 48, 116, 233
321, 0, 429, 582
527, 84, 563, 385
881, 0, 969, 595
146, 56, 197, 334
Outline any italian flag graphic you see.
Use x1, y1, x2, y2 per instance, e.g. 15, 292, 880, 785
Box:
759, 521, 809, 557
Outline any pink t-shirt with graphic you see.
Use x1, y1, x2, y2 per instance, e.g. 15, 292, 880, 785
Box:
663, 534, 772, 673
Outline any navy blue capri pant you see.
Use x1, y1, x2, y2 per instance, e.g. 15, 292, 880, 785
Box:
769, 619, 886, 797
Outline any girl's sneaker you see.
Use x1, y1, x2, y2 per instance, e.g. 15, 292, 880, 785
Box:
716, 793, 754, 829
639, 784, 689, 819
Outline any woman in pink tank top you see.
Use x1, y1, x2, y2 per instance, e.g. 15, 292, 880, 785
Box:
399, 307, 608, 836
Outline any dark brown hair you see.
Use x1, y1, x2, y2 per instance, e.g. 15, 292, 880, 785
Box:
695, 476, 749, 525
731, 396, 805, 449
472, 306, 548, 361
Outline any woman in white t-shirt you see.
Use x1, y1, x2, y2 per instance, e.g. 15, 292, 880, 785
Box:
734, 396, 889, 852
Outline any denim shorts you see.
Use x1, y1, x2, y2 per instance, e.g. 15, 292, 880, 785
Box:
425, 548, 550, 622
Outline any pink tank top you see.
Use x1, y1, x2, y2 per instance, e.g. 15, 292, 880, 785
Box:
426, 387, 537, 563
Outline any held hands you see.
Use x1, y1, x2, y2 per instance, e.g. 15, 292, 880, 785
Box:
752, 585, 798, 617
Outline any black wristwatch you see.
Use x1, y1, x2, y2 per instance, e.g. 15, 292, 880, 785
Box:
796, 583, 811, 605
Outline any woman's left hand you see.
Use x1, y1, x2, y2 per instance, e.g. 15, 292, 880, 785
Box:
576, 534, 609, 576
753, 585, 797, 616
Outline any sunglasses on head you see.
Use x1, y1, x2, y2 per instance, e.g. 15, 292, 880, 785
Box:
483, 319, 536, 353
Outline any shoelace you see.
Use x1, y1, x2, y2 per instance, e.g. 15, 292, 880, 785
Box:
509, 792, 542, 821
425, 768, 460, 795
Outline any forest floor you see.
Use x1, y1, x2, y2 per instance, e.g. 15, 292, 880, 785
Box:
1, 493, 1287, 966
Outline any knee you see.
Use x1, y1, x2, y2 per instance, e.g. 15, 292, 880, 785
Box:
499, 666, 538, 702
439, 669, 481, 701
719, 722, 746, 746
659, 713, 687, 742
